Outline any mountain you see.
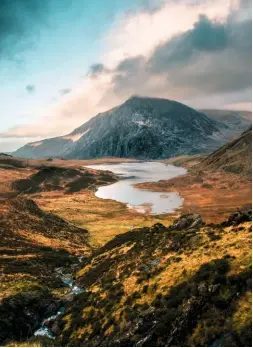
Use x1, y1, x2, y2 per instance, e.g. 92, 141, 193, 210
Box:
196, 127, 252, 177
13, 97, 251, 159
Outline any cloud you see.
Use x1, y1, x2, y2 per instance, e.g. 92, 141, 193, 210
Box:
59, 88, 71, 96
0, 0, 72, 65
88, 63, 108, 78
0, 0, 251, 146
0, 0, 49, 63
107, 1, 252, 101
145, 12, 252, 95
0, 124, 55, 138
102, 0, 232, 67
26, 84, 36, 94
148, 15, 227, 73
0, 137, 42, 152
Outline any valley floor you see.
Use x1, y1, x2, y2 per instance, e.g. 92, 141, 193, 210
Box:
0, 155, 251, 346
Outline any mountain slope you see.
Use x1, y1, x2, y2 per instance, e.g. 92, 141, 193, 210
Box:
201, 109, 251, 133
13, 97, 250, 160
196, 128, 252, 177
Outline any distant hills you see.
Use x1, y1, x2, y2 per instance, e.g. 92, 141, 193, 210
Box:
13, 96, 251, 159
200, 109, 251, 131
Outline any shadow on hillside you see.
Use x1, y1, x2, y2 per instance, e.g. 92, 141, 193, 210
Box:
0, 200, 90, 345
60, 257, 252, 347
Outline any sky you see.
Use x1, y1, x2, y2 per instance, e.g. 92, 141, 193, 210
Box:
0, 0, 252, 151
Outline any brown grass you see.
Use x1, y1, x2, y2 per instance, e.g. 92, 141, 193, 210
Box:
135, 171, 252, 223
15, 156, 138, 168
34, 190, 175, 248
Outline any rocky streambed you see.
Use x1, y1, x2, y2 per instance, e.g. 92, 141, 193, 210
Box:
33, 262, 85, 340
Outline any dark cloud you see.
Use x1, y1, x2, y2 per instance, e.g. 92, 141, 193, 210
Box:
116, 56, 145, 73
88, 63, 108, 78
0, 0, 49, 62
190, 15, 227, 50
112, 56, 147, 97
25, 84, 35, 94
109, 4, 251, 100
149, 14, 228, 73
59, 88, 71, 96
0, 0, 71, 64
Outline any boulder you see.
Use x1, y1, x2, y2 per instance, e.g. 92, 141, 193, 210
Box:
149, 223, 166, 233
171, 214, 204, 230
224, 210, 252, 226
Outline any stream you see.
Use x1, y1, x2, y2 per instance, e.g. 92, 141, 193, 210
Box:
33, 267, 84, 339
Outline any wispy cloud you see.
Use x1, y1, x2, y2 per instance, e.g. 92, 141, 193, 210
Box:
59, 88, 71, 96
26, 84, 36, 94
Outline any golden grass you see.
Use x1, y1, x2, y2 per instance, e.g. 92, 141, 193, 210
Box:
73, 222, 251, 314
233, 291, 252, 332
34, 191, 176, 248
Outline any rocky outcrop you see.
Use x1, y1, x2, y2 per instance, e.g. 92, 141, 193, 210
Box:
222, 209, 252, 226
170, 213, 204, 230
0, 290, 59, 344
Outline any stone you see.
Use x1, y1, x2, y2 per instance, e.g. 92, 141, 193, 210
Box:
51, 321, 60, 335
208, 284, 220, 293
171, 214, 204, 230
198, 282, 208, 295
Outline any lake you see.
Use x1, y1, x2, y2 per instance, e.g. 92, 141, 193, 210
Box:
87, 162, 187, 215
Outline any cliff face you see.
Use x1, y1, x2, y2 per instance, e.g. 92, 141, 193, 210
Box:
13, 97, 249, 160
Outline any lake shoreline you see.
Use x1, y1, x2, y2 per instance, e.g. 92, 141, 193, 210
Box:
134, 170, 252, 223
87, 162, 187, 215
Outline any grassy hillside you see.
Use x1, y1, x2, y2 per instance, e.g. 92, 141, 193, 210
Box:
196, 128, 252, 177
50, 212, 251, 347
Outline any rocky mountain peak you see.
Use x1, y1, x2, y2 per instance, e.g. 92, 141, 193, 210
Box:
12, 97, 251, 160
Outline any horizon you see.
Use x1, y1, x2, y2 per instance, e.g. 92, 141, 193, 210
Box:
0, 0, 252, 152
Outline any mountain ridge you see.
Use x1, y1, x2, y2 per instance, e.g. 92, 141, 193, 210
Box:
13, 96, 251, 159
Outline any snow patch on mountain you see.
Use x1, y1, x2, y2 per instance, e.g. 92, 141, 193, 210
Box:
30, 141, 43, 147
63, 129, 90, 142
135, 120, 152, 127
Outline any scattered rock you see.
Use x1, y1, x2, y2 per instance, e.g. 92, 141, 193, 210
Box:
149, 258, 161, 267
171, 214, 204, 230
208, 284, 221, 293
223, 209, 252, 226
0, 290, 57, 344
51, 321, 60, 335
65, 293, 75, 303
149, 223, 166, 233
197, 282, 208, 295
